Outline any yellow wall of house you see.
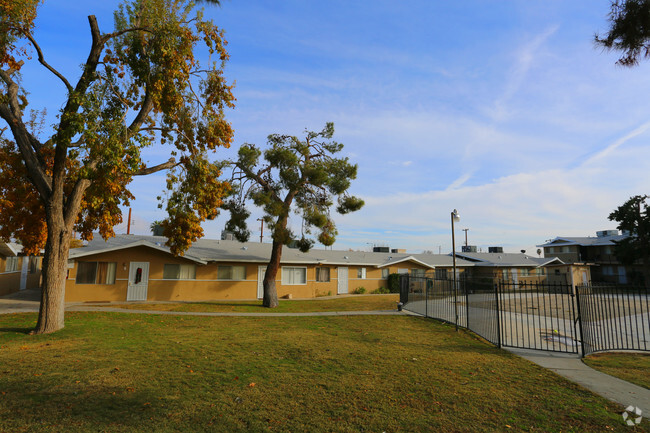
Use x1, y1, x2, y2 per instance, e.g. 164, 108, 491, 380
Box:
0, 271, 21, 296
64, 247, 436, 302
0, 256, 41, 296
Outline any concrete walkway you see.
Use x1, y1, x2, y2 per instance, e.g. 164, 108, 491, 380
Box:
2, 291, 649, 416
0, 288, 40, 313
506, 347, 650, 415
64, 305, 402, 317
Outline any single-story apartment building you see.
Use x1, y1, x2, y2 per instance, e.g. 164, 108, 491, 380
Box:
0, 242, 42, 296
452, 251, 570, 286
65, 235, 477, 302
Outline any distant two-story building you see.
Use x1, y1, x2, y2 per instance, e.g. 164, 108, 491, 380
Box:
538, 230, 641, 285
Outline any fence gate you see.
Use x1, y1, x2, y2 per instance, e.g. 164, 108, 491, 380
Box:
497, 281, 579, 354
576, 283, 650, 356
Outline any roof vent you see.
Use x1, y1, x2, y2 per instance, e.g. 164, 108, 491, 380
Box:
155, 242, 162, 247
241, 247, 248, 251
498, 255, 502, 260
344, 256, 349, 260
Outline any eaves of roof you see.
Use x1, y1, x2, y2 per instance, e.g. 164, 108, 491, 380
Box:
69, 240, 207, 264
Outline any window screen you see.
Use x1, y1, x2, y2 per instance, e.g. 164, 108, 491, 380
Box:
217, 265, 246, 280
282, 267, 306, 285
5, 257, 18, 272
316, 267, 330, 282
77, 262, 116, 284
164, 264, 196, 280
357, 267, 366, 279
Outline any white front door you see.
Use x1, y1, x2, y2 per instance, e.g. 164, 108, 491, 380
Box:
127, 262, 150, 301
19, 257, 28, 290
337, 267, 348, 294
257, 266, 266, 299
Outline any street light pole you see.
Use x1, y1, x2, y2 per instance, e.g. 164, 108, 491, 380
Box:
451, 209, 460, 331
257, 218, 264, 243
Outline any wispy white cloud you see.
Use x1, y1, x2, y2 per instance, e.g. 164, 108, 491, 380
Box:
582, 120, 650, 166
492, 25, 559, 121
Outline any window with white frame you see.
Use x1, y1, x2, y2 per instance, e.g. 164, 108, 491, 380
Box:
357, 267, 366, 279
76, 261, 117, 284
216, 265, 246, 280
315, 267, 330, 282
282, 267, 306, 285
435, 268, 448, 280
163, 264, 197, 280
521, 268, 530, 276
4, 256, 18, 272
502, 269, 509, 280
381, 268, 389, 279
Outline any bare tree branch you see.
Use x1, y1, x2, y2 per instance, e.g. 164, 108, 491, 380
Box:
134, 158, 179, 176
24, 32, 73, 92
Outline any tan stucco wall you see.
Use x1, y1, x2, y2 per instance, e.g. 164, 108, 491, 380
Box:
0, 256, 41, 296
0, 271, 21, 296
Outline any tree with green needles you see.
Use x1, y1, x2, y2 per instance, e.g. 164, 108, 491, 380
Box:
224, 123, 364, 308
608, 195, 650, 287
596, 0, 650, 66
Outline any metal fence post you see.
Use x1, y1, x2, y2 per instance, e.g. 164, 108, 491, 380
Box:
465, 278, 470, 330
425, 277, 429, 318
574, 285, 586, 357
494, 282, 501, 348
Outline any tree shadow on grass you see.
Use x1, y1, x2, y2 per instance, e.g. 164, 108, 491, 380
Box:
0, 327, 34, 334
0, 381, 225, 432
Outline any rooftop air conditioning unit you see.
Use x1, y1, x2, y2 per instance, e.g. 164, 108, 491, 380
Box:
462, 245, 477, 253
488, 246, 504, 253
596, 230, 618, 238
373, 246, 390, 253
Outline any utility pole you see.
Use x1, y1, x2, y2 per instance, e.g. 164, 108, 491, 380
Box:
257, 218, 264, 243
462, 228, 469, 247
127, 208, 132, 235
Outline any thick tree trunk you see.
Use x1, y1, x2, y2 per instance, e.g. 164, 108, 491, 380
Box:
262, 239, 282, 308
33, 217, 71, 334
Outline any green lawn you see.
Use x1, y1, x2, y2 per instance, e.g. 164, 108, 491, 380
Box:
584, 352, 650, 390
90, 294, 400, 313
0, 312, 644, 432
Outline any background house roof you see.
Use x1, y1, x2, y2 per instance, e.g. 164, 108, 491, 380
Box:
453, 252, 563, 267
69, 235, 476, 268
0, 242, 23, 257
537, 234, 628, 248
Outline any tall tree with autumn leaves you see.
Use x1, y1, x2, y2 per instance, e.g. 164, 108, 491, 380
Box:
0, 0, 235, 334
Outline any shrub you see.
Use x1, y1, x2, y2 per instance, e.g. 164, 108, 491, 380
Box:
387, 273, 401, 293
353, 287, 366, 294
371, 286, 390, 294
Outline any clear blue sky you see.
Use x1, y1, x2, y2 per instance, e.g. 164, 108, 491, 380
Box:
22, 0, 650, 254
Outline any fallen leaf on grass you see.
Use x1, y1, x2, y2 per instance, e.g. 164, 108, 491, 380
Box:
248, 383, 256, 388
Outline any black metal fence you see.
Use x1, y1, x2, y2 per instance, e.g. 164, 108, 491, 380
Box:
401, 275, 650, 356
497, 280, 579, 353
576, 283, 650, 355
